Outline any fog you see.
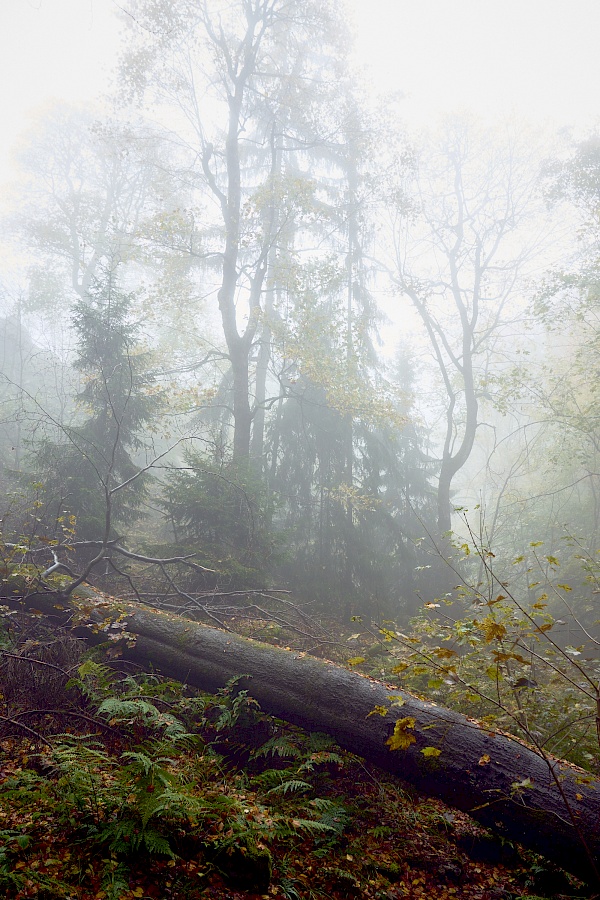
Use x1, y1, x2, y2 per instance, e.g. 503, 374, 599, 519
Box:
5, 7, 600, 891
1, 0, 600, 631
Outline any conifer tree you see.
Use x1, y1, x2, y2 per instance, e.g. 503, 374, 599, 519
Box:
34, 271, 159, 542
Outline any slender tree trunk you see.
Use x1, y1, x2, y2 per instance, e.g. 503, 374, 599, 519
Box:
251, 125, 281, 466
230, 341, 253, 461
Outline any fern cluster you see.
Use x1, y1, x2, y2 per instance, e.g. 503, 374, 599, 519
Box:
0, 656, 352, 897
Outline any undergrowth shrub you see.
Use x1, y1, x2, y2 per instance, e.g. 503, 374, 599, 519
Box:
1, 623, 82, 708
0, 652, 351, 897
349, 520, 600, 773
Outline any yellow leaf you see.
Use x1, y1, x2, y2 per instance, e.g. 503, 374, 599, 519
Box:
387, 695, 405, 706
347, 656, 365, 666
557, 584, 572, 592
386, 717, 416, 751
478, 754, 491, 766
432, 647, 458, 659
367, 705, 388, 718
391, 662, 409, 674
576, 793, 583, 801
421, 746, 442, 758
132, 889, 145, 898
482, 619, 507, 642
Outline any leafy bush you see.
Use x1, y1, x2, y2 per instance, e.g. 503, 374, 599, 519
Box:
365, 524, 600, 772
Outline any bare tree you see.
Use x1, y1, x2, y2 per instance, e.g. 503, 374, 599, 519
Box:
389, 119, 544, 534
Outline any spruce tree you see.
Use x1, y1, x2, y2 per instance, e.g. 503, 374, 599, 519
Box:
34, 272, 159, 542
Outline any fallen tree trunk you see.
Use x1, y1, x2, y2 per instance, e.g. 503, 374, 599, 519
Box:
6, 589, 600, 884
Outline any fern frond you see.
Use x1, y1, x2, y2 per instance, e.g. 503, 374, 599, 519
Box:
297, 750, 344, 773
266, 779, 311, 796
98, 697, 160, 721
314, 803, 350, 836
253, 735, 301, 760
288, 818, 337, 835
141, 828, 176, 858
69, 658, 116, 702
308, 732, 339, 752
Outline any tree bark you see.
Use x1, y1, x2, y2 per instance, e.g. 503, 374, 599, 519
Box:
9, 589, 600, 885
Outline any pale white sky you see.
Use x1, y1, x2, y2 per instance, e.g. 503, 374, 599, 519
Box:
352, 0, 600, 128
1, 0, 600, 180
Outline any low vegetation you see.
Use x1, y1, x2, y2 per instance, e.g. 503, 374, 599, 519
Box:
0, 614, 594, 900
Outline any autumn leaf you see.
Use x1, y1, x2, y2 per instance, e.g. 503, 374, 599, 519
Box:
386, 717, 416, 751
482, 618, 507, 642
492, 650, 528, 664
367, 705, 388, 718
391, 662, 409, 674
347, 656, 366, 666
387, 695, 405, 707
432, 647, 458, 659
421, 747, 442, 758
379, 628, 396, 641
478, 754, 491, 766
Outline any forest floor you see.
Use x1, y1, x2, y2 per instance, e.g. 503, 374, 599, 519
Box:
0, 615, 594, 900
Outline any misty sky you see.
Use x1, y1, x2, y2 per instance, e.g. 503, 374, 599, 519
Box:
1, 0, 600, 182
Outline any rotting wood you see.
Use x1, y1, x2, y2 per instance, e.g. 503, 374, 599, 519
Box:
5, 588, 600, 885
